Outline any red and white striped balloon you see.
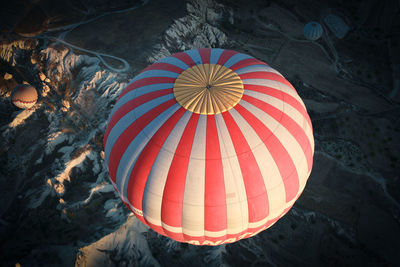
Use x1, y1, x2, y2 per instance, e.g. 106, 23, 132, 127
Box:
11, 84, 38, 109
104, 48, 314, 245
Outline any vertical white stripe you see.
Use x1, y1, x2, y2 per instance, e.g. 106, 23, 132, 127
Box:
292, 152, 310, 196
228, 108, 285, 219
117, 104, 181, 201
215, 113, 248, 235
142, 111, 193, 226
182, 115, 206, 236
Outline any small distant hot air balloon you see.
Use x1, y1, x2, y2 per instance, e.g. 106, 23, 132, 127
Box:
104, 48, 314, 245
324, 14, 349, 39
11, 84, 38, 109
304, 21, 323, 41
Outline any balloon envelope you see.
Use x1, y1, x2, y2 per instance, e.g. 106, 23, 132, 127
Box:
104, 48, 314, 245
304, 21, 323, 41
11, 84, 38, 109
324, 14, 349, 39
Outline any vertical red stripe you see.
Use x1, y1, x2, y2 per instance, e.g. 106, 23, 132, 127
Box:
229, 58, 267, 71
204, 115, 227, 232
217, 49, 239, 66
234, 104, 300, 202
118, 77, 176, 100
126, 108, 186, 222
242, 94, 313, 173
108, 99, 176, 183
198, 48, 211, 64
161, 113, 200, 228
172, 51, 197, 67
221, 112, 269, 222
104, 89, 173, 144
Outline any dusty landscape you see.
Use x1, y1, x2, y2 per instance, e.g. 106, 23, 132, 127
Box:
1, 0, 400, 266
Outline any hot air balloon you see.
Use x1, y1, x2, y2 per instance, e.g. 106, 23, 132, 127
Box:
11, 84, 38, 109
324, 14, 349, 39
304, 21, 323, 41
104, 48, 314, 245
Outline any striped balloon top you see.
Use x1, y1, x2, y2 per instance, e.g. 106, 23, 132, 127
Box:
104, 48, 314, 245
303, 21, 323, 41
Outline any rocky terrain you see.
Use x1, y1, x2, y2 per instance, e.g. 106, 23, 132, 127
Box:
1, 0, 400, 266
